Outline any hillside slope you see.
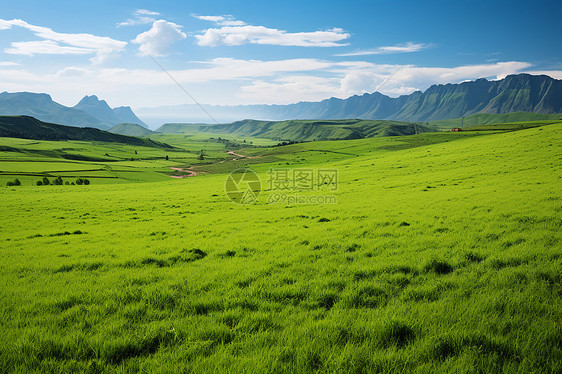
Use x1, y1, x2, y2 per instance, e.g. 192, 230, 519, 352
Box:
0, 116, 170, 148
158, 119, 434, 141
109, 123, 154, 137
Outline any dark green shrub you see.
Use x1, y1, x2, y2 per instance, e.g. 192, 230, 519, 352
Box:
36, 180, 43, 186
42, 177, 50, 186
13, 178, 21, 186
6, 181, 13, 186
76, 178, 84, 185
424, 259, 454, 274
83, 179, 90, 185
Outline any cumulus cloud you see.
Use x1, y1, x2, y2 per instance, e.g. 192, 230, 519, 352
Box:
0, 18, 126, 63
118, 9, 161, 27
194, 19, 350, 47
336, 42, 432, 57
132, 20, 186, 56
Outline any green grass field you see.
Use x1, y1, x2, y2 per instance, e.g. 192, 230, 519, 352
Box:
0, 121, 561, 372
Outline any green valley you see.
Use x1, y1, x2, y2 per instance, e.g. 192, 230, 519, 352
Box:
1, 118, 561, 372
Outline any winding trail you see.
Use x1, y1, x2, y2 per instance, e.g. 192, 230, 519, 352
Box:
227, 151, 255, 159
170, 167, 197, 178
169, 150, 257, 178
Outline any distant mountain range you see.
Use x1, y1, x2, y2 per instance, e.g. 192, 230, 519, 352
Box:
0, 92, 147, 130
138, 74, 562, 124
2, 74, 560, 129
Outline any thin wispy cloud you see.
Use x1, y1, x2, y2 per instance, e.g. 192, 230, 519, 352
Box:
194, 16, 349, 47
194, 15, 247, 26
0, 61, 21, 66
335, 42, 432, 56
0, 18, 126, 63
117, 9, 161, 27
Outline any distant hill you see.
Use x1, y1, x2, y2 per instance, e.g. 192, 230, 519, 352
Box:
109, 123, 154, 137
139, 74, 562, 124
428, 112, 562, 129
158, 119, 434, 141
74, 95, 147, 128
0, 92, 109, 129
0, 116, 171, 148
156, 123, 209, 133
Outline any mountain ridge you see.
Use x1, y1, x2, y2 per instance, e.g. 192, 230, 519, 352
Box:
74, 95, 148, 128
138, 74, 562, 124
0, 92, 147, 130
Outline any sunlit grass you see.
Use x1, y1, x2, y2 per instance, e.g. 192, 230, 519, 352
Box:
0, 123, 561, 372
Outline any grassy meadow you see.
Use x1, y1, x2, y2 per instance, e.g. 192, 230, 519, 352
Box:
0, 122, 561, 372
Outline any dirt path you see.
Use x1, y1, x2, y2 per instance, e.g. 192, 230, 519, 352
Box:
227, 151, 255, 159
170, 150, 256, 178
170, 167, 197, 178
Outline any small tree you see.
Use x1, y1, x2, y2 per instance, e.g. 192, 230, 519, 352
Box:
6, 181, 13, 186
36, 180, 43, 186
13, 178, 21, 186
165, 155, 169, 160
65, 181, 70, 185
76, 178, 84, 185
83, 179, 90, 185
42, 177, 50, 186
54, 176, 63, 185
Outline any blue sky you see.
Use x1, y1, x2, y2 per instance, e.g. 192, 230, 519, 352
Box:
0, 0, 560, 109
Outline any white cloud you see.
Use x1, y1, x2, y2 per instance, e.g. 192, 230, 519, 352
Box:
0, 61, 21, 66
135, 9, 160, 16
0, 57, 556, 108
132, 20, 186, 56
240, 75, 341, 103
336, 42, 432, 56
194, 15, 247, 26
5, 40, 95, 56
195, 23, 350, 47
118, 9, 161, 27
0, 18, 126, 63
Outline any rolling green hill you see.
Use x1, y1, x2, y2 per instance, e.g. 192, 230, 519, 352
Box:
0, 115, 171, 149
109, 123, 155, 137
156, 123, 210, 134
159, 119, 435, 141
428, 112, 562, 129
